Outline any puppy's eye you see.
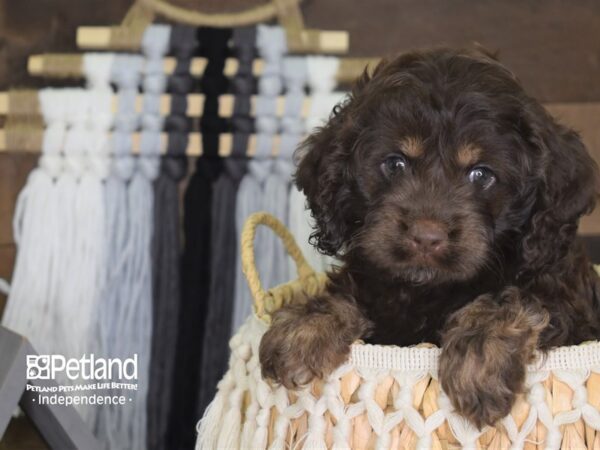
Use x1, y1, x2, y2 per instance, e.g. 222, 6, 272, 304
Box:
381, 154, 408, 178
468, 166, 497, 190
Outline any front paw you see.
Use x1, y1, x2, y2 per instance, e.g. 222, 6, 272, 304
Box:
439, 342, 522, 429
439, 291, 549, 429
259, 305, 353, 389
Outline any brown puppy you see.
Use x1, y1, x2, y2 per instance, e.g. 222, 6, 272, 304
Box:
259, 48, 600, 428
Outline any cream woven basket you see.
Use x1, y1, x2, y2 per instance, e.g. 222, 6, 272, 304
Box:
196, 212, 600, 450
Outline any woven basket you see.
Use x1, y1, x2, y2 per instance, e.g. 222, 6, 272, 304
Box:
196, 212, 600, 450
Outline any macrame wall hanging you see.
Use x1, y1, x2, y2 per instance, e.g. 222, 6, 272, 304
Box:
197, 27, 252, 418
195, 24, 237, 422
232, 145, 274, 334
165, 29, 208, 450
146, 24, 194, 450
97, 52, 142, 450
0, 2, 374, 449
3, 88, 67, 355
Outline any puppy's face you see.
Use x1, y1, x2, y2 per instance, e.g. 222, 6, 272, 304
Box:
296, 49, 598, 285
356, 137, 509, 284
351, 92, 534, 284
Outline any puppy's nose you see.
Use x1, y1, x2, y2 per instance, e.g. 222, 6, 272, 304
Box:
408, 220, 448, 253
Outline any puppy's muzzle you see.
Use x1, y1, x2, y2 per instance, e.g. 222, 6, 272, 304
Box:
407, 219, 448, 256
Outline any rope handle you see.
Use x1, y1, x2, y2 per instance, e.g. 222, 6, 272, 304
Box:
241, 212, 316, 317
140, 0, 303, 27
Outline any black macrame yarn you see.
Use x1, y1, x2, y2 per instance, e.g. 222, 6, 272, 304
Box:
147, 25, 196, 450
196, 26, 256, 417
168, 26, 231, 450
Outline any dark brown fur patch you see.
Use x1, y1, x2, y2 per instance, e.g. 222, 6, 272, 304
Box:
260, 289, 372, 389
439, 288, 549, 428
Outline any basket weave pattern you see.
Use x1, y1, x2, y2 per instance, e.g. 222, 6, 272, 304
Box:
196, 213, 600, 449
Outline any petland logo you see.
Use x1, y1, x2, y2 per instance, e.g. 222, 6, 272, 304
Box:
27, 354, 138, 381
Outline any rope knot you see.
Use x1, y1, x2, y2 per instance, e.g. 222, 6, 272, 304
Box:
86, 155, 111, 180
112, 156, 136, 180
256, 115, 280, 134
527, 383, 546, 405
573, 385, 588, 408
143, 73, 167, 93
137, 156, 160, 180
62, 154, 87, 177
39, 154, 64, 178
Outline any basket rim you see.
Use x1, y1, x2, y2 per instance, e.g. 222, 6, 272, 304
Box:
251, 315, 600, 373
349, 340, 600, 373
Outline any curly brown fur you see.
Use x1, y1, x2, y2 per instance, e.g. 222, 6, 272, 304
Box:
259, 292, 371, 389
259, 48, 600, 428
439, 288, 549, 428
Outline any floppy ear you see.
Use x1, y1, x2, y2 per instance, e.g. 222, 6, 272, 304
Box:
294, 70, 375, 256
294, 102, 359, 256
520, 104, 600, 275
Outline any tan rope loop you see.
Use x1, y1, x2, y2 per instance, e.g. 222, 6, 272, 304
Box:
120, 0, 155, 27
302, 272, 328, 296
108, 1, 155, 49
140, 0, 302, 27
241, 212, 319, 321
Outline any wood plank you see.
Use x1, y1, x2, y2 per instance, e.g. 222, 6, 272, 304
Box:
302, 0, 600, 102
1, 1, 600, 102
0, 153, 38, 246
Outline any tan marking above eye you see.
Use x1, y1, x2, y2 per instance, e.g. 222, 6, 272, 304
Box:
399, 136, 424, 158
456, 144, 482, 167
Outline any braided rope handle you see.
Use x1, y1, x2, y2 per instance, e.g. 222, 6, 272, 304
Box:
241, 212, 320, 321
96, 0, 303, 49
140, 0, 303, 27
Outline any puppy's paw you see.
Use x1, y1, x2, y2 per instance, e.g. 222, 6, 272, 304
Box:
439, 289, 549, 429
439, 342, 521, 428
259, 304, 356, 389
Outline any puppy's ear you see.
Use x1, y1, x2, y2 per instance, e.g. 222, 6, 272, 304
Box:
294, 102, 357, 256
294, 71, 374, 256
520, 104, 599, 275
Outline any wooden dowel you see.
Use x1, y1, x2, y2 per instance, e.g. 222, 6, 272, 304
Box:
27, 54, 258, 78
27, 54, 377, 84
76, 25, 349, 54
0, 94, 7, 115
0, 130, 287, 158
0, 91, 318, 118
76, 27, 112, 48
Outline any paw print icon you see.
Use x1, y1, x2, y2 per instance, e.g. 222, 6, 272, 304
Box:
26, 355, 51, 379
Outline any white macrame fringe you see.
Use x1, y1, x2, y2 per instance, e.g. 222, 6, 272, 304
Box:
0, 278, 10, 295
119, 24, 170, 450
2, 88, 66, 353
286, 56, 346, 275
4, 83, 110, 429
94, 52, 143, 450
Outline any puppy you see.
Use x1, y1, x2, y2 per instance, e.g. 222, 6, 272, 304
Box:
259, 48, 600, 428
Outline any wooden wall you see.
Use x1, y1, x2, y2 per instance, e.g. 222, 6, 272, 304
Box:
2, 0, 600, 99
